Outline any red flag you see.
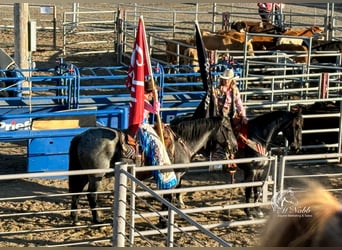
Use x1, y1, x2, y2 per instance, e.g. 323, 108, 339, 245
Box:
126, 17, 150, 135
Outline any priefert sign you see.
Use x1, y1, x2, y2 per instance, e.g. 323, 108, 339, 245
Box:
0, 120, 31, 131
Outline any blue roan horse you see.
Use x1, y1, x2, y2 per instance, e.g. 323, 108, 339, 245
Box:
237, 109, 303, 218
68, 115, 237, 224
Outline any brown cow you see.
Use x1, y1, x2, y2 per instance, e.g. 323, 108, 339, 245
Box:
281, 25, 323, 37
272, 43, 309, 63
225, 21, 283, 51
231, 20, 285, 34
249, 26, 324, 51
277, 26, 324, 46
215, 30, 246, 42
230, 20, 247, 32
251, 35, 277, 50
248, 21, 285, 33
183, 47, 199, 73
165, 38, 195, 64
201, 31, 255, 56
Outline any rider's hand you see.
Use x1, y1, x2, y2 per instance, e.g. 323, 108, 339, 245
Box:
154, 101, 160, 113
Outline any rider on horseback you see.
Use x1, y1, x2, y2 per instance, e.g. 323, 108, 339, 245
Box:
215, 69, 270, 157
215, 68, 248, 145
134, 77, 178, 189
210, 68, 248, 172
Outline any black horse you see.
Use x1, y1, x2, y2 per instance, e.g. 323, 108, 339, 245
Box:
68, 115, 237, 224
237, 109, 303, 219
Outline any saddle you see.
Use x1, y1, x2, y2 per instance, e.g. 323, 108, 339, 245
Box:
154, 123, 176, 163
119, 130, 140, 163
119, 124, 176, 166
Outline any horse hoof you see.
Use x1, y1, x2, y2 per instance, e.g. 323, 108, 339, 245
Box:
156, 220, 167, 229
177, 202, 185, 209
70, 214, 81, 225
92, 215, 103, 224
71, 218, 81, 226
256, 209, 264, 218
93, 218, 103, 224
171, 198, 185, 209
244, 208, 254, 219
247, 214, 254, 220
73, 221, 81, 226
92, 210, 103, 224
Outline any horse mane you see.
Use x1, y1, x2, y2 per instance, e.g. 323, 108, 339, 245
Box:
170, 116, 222, 141
250, 110, 294, 125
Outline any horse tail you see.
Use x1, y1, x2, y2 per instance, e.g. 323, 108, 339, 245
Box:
69, 135, 81, 171
68, 134, 88, 193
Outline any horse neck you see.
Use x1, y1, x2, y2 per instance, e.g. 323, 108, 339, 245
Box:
251, 113, 292, 147
172, 124, 217, 157
182, 129, 214, 157
259, 125, 277, 148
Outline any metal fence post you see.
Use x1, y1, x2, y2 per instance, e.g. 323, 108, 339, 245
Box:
112, 162, 128, 247
72, 2, 79, 30
166, 209, 175, 247
116, 8, 124, 65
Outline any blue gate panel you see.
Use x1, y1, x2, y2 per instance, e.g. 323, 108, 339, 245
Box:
0, 106, 66, 133
26, 105, 130, 175
94, 104, 129, 129
28, 136, 72, 173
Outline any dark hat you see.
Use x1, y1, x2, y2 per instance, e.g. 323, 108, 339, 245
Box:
144, 78, 160, 92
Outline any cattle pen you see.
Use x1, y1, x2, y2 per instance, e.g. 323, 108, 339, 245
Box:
1, 2, 342, 247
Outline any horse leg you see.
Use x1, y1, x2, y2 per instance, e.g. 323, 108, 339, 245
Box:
244, 186, 253, 219
158, 176, 183, 228
253, 186, 264, 218
157, 171, 186, 228
158, 193, 172, 228
69, 174, 89, 224
173, 172, 185, 208
242, 168, 254, 219
87, 175, 104, 224
175, 192, 185, 208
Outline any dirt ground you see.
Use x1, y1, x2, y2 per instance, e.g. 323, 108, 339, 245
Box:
0, 139, 265, 247
1, 141, 342, 247
1, 3, 342, 247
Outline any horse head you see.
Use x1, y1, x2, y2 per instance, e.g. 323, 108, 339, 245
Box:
283, 109, 304, 153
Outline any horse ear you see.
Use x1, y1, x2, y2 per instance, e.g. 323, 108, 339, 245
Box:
291, 104, 303, 114
298, 106, 303, 115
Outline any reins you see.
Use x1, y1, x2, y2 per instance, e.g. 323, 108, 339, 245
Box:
165, 125, 193, 160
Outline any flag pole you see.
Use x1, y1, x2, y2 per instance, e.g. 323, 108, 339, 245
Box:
140, 16, 165, 145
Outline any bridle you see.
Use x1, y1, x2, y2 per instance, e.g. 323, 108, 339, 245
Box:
163, 125, 192, 162
290, 113, 303, 152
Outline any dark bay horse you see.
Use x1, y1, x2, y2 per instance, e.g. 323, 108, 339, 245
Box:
68, 115, 237, 224
237, 109, 303, 219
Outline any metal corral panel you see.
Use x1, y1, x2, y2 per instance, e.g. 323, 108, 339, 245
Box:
28, 136, 75, 173
26, 105, 129, 174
